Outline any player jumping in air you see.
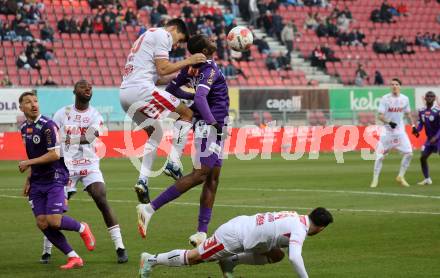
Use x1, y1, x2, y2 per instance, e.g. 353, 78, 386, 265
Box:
138, 207, 333, 278
136, 34, 229, 246
370, 78, 416, 188
47, 80, 128, 263
18, 91, 95, 269
119, 18, 206, 204
412, 91, 440, 185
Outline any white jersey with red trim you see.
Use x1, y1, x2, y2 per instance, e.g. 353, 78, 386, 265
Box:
378, 93, 411, 134
53, 105, 104, 172
120, 28, 172, 90
236, 211, 309, 253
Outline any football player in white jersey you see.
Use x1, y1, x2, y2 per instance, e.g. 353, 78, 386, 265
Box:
119, 18, 206, 204
47, 80, 128, 263
370, 78, 416, 188
138, 207, 333, 278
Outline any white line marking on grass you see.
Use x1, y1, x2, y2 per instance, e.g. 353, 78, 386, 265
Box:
1, 194, 440, 215
2, 186, 440, 200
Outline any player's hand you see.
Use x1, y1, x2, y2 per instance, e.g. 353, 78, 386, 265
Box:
188, 53, 207, 65
412, 126, 419, 138
23, 180, 30, 197
211, 122, 225, 141
388, 121, 397, 129
18, 160, 30, 173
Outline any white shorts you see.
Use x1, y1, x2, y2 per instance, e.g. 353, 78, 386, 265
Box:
119, 86, 181, 124
376, 132, 413, 155
67, 169, 105, 192
198, 216, 245, 261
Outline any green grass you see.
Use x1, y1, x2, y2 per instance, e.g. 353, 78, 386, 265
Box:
1, 152, 440, 277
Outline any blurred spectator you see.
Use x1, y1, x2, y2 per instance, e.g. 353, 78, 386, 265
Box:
93, 16, 104, 33
254, 35, 270, 54
304, 12, 319, 30
103, 15, 116, 34
216, 32, 229, 60
169, 45, 186, 62
40, 21, 54, 42
354, 63, 368, 86
16, 51, 31, 69
44, 76, 58, 86
397, 3, 408, 16
57, 15, 70, 33
150, 7, 162, 26
373, 37, 392, 54
0, 0, 18, 15
136, 0, 153, 10
0, 70, 12, 86
281, 20, 297, 55
321, 43, 340, 62
276, 51, 291, 70
310, 46, 326, 69
28, 53, 41, 71
374, 70, 384, 85
125, 8, 137, 26
156, 0, 168, 15
81, 16, 94, 34
223, 7, 235, 27
69, 17, 81, 33
182, 1, 193, 19
265, 52, 280, 71
35, 75, 44, 86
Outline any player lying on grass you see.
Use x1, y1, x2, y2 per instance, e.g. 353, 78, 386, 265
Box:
136, 34, 229, 246
139, 207, 333, 278
119, 18, 206, 204
39, 80, 128, 264
18, 91, 95, 269
412, 91, 440, 185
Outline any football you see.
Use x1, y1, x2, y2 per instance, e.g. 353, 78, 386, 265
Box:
227, 26, 254, 52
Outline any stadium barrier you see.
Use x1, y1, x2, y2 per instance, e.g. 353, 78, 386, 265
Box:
0, 125, 426, 161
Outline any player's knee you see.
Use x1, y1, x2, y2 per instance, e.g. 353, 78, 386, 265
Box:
46, 215, 61, 228
36, 216, 48, 230
179, 106, 193, 122
267, 249, 285, 264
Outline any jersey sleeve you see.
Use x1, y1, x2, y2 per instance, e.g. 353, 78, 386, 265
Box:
44, 121, 60, 150
52, 108, 64, 129
166, 67, 195, 100
377, 97, 387, 114
154, 29, 171, 60
193, 66, 218, 124
288, 226, 309, 278
404, 97, 411, 113
416, 109, 424, 132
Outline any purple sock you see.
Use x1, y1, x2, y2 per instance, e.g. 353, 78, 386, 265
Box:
151, 185, 182, 210
422, 162, 430, 178
42, 228, 73, 255
197, 207, 212, 233
60, 215, 81, 232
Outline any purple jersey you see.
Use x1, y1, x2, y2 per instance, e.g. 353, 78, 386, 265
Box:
171, 60, 230, 125
416, 106, 440, 143
20, 115, 68, 185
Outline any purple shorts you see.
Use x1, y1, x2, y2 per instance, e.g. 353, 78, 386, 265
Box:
193, 137, 223, 169
28, 183, 68, 216
422, 143, 440, 156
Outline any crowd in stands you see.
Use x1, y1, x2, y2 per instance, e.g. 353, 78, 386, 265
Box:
415, 32, 440, 51
370, 0, 408, 23
373, 36, 415, 55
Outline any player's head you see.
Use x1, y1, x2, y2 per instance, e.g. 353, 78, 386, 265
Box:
165, 18, 189, 46
73, 79, 92, 103
391, 78, 402, 95
19, 91, 39, 120
187, 34, 217, 57
425, 91, 436, 106
307, 207, 333, 236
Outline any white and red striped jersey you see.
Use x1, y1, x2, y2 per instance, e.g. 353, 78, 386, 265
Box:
120, 28, 173, 90
378, 93, 411, 133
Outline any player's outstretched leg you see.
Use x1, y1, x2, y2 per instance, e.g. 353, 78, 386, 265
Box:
189, 167, 221, 247
139, 249, 195, 278
87, 182, 128, 263
164, 119, 193, 180
418, 148, 434, 185
371, 153, 385, 188
40, 236, 52, 264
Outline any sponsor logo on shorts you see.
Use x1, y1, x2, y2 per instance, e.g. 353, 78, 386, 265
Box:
54, 203, 63, 206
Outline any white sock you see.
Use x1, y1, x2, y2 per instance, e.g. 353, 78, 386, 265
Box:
399, 153, 413, 177
108, 225, 125, 250
169, 120, 192, 166
139, 138, 160, 183
145, 203, 156, 214
373, 155, 384, 179
151, 250, 188, 267
79, 223, 85, 233
234, 252, 269, 265
67, 250, 79, 258
43, 236, 53, 255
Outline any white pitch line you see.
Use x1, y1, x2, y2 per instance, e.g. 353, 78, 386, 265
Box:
1, 186, 440, 200
1, 194, 439, 216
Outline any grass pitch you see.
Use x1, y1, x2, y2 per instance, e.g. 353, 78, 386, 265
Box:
1, 152, 440, 277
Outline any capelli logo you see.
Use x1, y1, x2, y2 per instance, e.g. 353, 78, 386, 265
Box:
266, 96, 302, 111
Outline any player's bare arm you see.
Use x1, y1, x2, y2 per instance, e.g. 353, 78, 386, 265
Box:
18, 148, 60, 172
22, 170, 31, 196
155, 53, 206, 76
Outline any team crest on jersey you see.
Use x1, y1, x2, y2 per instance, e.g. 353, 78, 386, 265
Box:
429, 115, 434, 121
35, 124, 42, 130
33, 134, 41, 144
